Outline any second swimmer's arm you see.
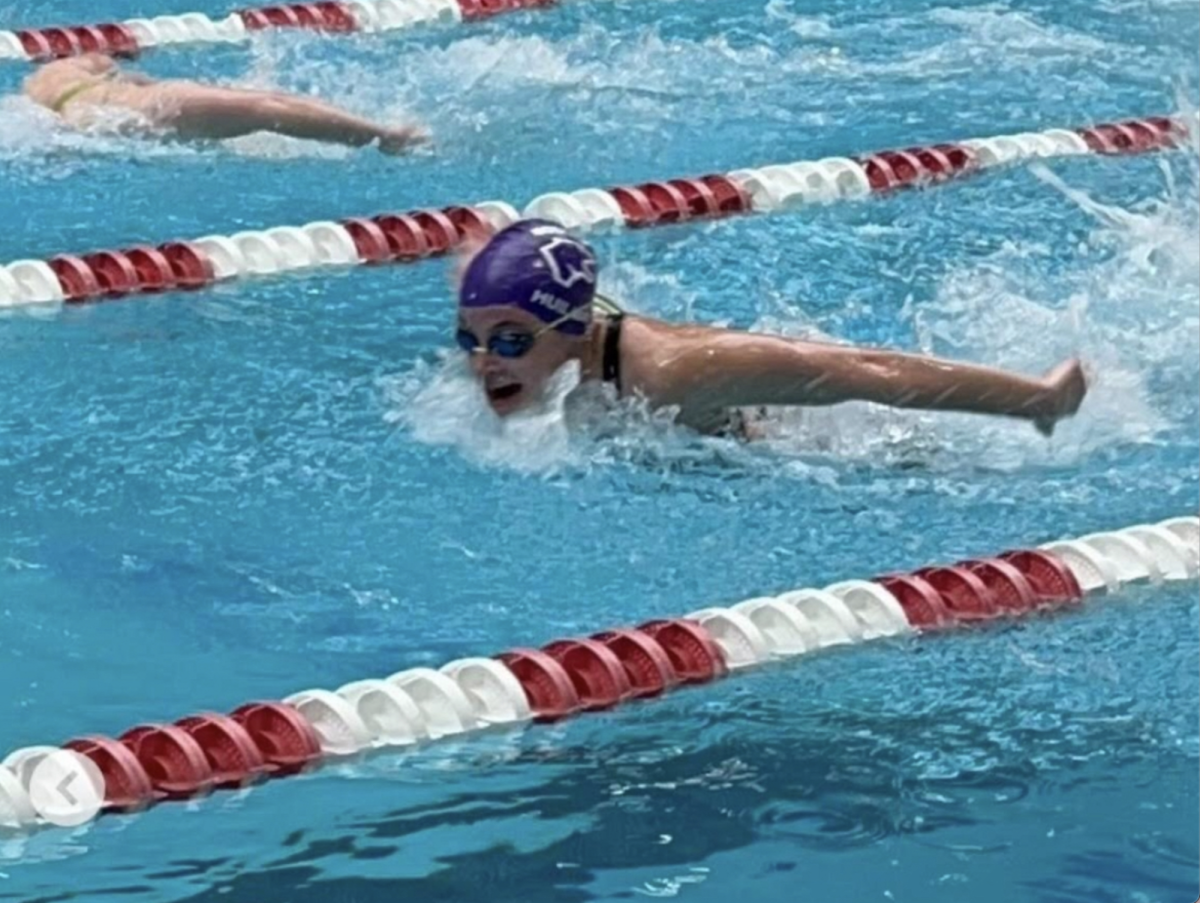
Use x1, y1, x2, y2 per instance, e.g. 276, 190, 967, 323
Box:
160, 91, 428, 153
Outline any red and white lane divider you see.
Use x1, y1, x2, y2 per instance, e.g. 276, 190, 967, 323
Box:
0, 115, 1189, 309
0, 0, 555, 62
0, 516, 1195, 830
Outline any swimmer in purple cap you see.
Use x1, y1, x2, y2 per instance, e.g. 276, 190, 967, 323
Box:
455, 219, 1088, 436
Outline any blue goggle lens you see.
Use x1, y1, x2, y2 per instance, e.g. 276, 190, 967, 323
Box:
456, 328, 537, 359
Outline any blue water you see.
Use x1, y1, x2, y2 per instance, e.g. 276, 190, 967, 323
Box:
1, 0, 1198, 900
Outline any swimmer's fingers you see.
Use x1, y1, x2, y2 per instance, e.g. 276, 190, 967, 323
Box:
378, 124, 431, 155
1034, 357, 1089, 437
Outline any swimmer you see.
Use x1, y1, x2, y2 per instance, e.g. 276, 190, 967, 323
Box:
454, 219, 1089, 438
22, 53, 427, 153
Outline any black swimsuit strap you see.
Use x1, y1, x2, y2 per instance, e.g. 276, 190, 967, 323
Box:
601, 312, 624, 392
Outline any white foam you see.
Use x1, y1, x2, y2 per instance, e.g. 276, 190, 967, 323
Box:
927, 7, 1110, 56
879, 153, 1195, 470
384, 354, 583, 473
763, 0, 835, 39
0, 96, 198, 168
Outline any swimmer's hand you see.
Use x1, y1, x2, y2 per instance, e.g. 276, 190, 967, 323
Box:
1034, 358, 1089, 437
378, 125, 431, 155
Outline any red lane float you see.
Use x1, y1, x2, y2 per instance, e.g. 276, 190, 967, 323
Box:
1077, 117, 1185, 154
230, 702, 323, 775
913, 566, 1001, 621
340, 206, 485, 266
592, 629, 680, 698
118, 724, 216, 800
341, 218, 394, 263
42, 242, 213, 302
121, 246, 179, 292
157, 242, 215, 289
377, 213, 433, 259
16, 24, 140, 60
959, 558, 1039, 613
174, 713, 269, 788
81, 251, 141, 296
48, 256, 103, 301
873, 574, 953, 628
999, 550, 1083, 603
638, 619, 729, 683
858, 144, 977, 192
877, 544, 1085, 626
457, 0, 559, 22
496, 649, 582, 721
610, 175, 751, 227
1, 517, 1194, 832
543, 639, 635, 710
237, 2, 358, 32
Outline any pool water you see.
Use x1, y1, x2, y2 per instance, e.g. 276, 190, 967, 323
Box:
0, 0, 1197, 900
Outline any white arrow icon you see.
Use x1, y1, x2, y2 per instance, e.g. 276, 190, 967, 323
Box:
28, 750, 106, 827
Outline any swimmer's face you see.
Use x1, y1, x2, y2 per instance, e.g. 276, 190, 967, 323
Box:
456, 306, 580, 416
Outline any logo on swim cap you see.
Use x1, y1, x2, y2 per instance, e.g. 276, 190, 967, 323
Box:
458, 219, 598, 336
539, 236, 596, 290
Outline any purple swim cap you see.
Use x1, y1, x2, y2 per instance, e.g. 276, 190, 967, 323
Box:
458, 219, 597, 337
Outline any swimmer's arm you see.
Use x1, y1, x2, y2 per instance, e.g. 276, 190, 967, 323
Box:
656, 334, 1085, 431
164, 93, 428, 153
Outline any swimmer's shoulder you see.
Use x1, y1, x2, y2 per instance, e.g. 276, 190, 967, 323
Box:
608, 314, 713, 401
619, 314, 731, 360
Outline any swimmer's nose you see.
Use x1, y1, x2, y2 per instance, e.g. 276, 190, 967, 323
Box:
467, 352, 491, 378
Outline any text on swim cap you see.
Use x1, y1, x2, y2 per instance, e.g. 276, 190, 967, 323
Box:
530, 288, 576, 316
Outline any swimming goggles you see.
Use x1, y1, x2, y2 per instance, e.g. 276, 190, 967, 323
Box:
455, 302, 603, 359
455, 325, 547, 359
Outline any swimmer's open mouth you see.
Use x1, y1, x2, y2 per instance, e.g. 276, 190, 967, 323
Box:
487, 384, 522, 402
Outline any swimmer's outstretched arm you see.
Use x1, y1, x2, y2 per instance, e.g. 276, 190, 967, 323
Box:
655, 334, 1087, 436
164, 92, 427, 153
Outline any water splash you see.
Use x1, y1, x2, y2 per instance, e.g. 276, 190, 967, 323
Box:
383, 352, 583, 473
0, 94, 201, 172
764, 0, 835, 39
